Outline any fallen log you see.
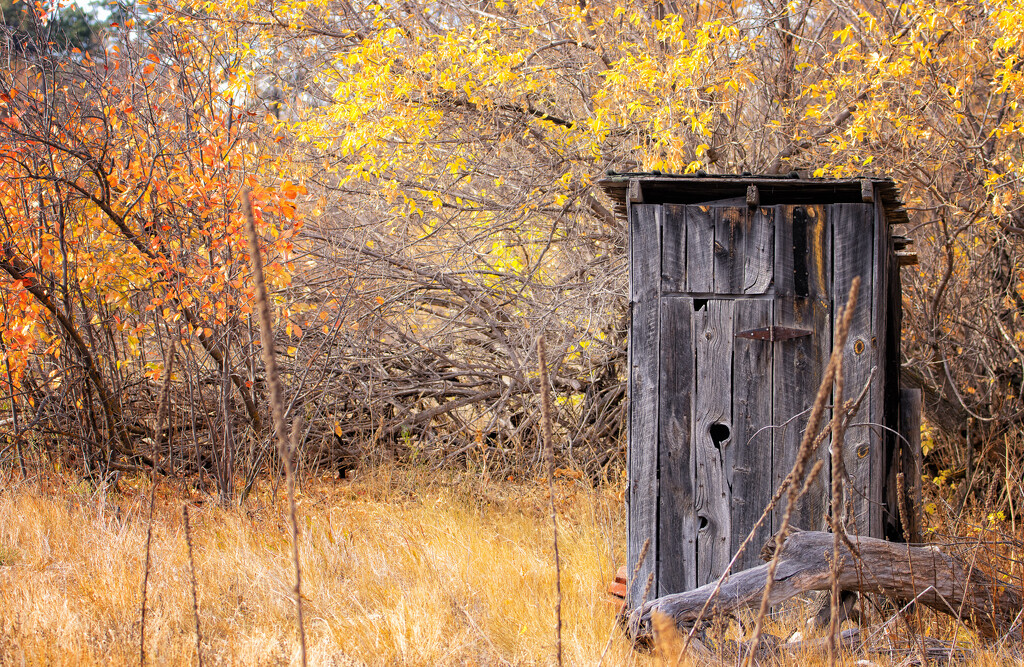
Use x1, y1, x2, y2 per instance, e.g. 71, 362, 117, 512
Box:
631, 530, 1022, 641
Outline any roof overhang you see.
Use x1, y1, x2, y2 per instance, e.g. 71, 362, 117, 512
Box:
596, 173, 909, 227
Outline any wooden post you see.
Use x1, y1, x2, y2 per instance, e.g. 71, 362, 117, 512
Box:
899, 388, 923, 543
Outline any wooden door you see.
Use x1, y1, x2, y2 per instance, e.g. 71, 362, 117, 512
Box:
656, 204, 834, 594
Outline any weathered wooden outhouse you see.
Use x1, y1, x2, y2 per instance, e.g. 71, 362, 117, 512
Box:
599, 173, 918, 610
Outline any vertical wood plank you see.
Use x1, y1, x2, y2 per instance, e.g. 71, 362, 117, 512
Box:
831, 203, 875, 535
772, 204, 793, 538
870, 194, 903, 541
658, 297, 696, 595
890, 247, 906, 539
730, 298, 774, 572
899, 387, 923, 543
773, 205, 832, 533
628, 203, 661, 610
693, 299, 734, 585
775, 205, 795, 302
882, 216, 903, 541
871, 195, 888, 539
743, 208, 774, 294
714, 207, 744, 294
686, 205, 715, 293
662, 204, 687, 293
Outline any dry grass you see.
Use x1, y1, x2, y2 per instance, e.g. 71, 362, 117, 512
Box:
0, 467, 1020, 666
0, 469, 640, 666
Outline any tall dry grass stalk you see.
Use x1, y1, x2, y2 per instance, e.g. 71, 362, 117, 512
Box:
652, 610, 689, 665
537, 337, 564, 667
242, 189, 308, 666
828, 306, 847, 667
744, 278, 860, 667
140, 341, 175, 665
182, 505, 204, 667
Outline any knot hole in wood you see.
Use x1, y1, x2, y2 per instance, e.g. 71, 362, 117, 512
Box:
709, 423, 730, 450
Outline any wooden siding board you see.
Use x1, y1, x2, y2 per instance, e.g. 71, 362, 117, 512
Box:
658, 297, 696, 595
693, 299, 734, 584
899, 388, 923, 543
714, 207, 742, 294
890, 255, 908, 539
872, 194, 895, 539
628, 203, 661, 610
686, 205, 715, 293
772, 203, 792, 536
832, 203, 876, 535
871, 196, 886, 538
662, 204, 687, 293
743, 208, 774, 294
730, 298, 775, 572
882, 216, 903, 541
773, 205, 832, 533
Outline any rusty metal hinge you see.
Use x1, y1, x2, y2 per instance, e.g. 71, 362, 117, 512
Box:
735, 326, 813, 342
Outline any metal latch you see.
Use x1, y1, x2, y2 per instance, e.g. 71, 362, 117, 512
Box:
735, 326, 813, 342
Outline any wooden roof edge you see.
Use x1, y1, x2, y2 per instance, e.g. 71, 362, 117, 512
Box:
596, 174, 910, 227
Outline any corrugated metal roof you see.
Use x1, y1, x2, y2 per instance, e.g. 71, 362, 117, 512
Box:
596, 172, 909, 227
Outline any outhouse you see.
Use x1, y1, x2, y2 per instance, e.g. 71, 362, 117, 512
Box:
599, 173, 919, 610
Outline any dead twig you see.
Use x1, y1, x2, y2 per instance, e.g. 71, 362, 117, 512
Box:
537, 337, 563, 667
829, 294, 848, 666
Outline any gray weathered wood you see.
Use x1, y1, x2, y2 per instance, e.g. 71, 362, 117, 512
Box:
860, 179, 874, 203
899, 387, 923, 543
693, 299, 734, 585
773, 205, 795, 301
882, 226, 904, 541
729, 298, 774, 572
628, 203, 661, 610
714, 207, 742, 294
831, 203, 876, 535
773, 205, 831, 533
771, 203, 796, 537
661, 204, 686, 293
628, 191, 902, 611
658, 297, 696, 596
686, 205, 715, 293
628, 178, 644, 203
742, 208, 774, 294
632, 530, 1023, 641
874, 197, 897, 540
